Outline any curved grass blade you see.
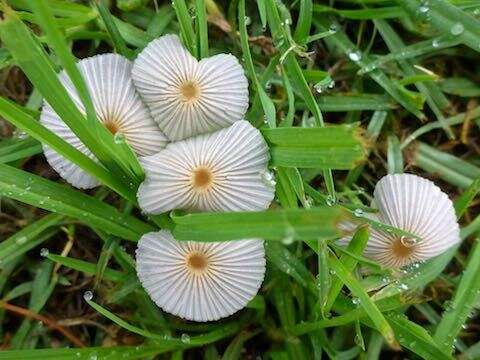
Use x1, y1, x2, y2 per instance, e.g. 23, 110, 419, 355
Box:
327, 255, 397, 347
0, 97, 134, 201
172, 207, 345, 242
0, 163, 153, 241
0, 213, 63, 264
262, 125, 366, 169
434, 238, 480, 353
46, 253, 126, 282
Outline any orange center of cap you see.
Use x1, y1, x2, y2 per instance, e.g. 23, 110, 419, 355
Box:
104, 120, 119, 134
391, 237, 415, 259
192, 167, 213, 189
187, 253, 208, 271
180, 82, 200, 102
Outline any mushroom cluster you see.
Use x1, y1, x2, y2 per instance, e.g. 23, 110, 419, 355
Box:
41, 34, 461, 322
41, 35, 272, 322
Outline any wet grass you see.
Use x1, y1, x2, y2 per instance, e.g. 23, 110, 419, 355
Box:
0, 0, 480, 359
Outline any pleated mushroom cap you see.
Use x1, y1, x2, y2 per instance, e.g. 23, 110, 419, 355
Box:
132, 34, 249, 141
136, 230, 266, 322
341, 174, 460, 268
40, 53, 168, 189
137, 120, 275, 213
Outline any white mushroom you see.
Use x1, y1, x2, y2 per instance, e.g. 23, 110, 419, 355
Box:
132, 34, 249, 141
340, 173, 460, 268
136, 230, 265, 322
41, 53, 168, 189
137, 120, 275, 213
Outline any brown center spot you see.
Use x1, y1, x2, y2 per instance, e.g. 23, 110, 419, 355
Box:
192, 167, 213, 190
187, 253, 208, 271
104, 121, 119, 134
180, 81, 200, 102
391, 237, 414, 259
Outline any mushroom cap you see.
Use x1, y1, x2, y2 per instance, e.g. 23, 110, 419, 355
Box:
135, 230, 266, 322
40, 53, 168, 189
340, 173, 460, 268
137, 120, 275, 213
132, 34, 249, 141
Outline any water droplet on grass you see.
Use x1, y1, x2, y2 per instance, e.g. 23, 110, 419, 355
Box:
40, 248, 49, 257
354, 208, 364, 217
181, 333, 190, 343
348, 50, 362, 62
83, 290, 94, 301
450, 23, 464, 35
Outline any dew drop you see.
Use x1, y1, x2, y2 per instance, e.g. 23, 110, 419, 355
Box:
303, 118, 316, 128
259, 170, 276, 188
40, 248, 49, 257
244, 16, 251, 26
114, 132, 126, 144
16, 236, 27, 245
329, 24, 337, 33
282, 227, 295, 245
326, 195, 336, 206
398, 283, 409, 291
353, 208, 364, 217
328, 80, 335, 89
83, 290, 94, 301
181, 333, 191, 343
352, 297, 361, 305
418, 5, 429, 14
450, 23, 464, 36
400, 235, 419, 247
432, 39, 440, 48
348, 50, 362, 62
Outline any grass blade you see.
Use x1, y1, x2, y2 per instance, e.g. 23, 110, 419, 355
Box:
172, 207, 346, 242
434, 238, 480, 353
327, 255, 397, 347
0, 163, 153, 240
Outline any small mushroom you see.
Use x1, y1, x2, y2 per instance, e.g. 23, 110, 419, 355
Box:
41, 53, 168, 189
137, 120, 275, 213
340, 173, 460, 268
132, 34, 249, 141
135, 230, 266, 322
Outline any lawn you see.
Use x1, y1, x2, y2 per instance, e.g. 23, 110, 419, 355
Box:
0, 0, 480, 359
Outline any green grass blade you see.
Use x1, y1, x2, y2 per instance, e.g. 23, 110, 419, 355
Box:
387, 135, 403, 174
454, 177, 480, 218
399, 0, 480, 53
293, 0, 313, 45
238, 0, 276, 128
265, 242, 316, 294
262, 125, 366, 169
325, 225, 370, 313
434, 238, 480, 353
264, 0, 336, 199
314, 17, 424, 119
412, 142, 480, 188
195, 0, 208, 58
0, 163, 153, 240
46, 253, 126, 282
327, 255, 397, 347
172, 0, 196, 56
0, 97, 134, 201
95, 1, 132, 58
0, 136, 41, 163
0, 213, 63, 263
386, 313, 453, 360
172, 207, 346, 242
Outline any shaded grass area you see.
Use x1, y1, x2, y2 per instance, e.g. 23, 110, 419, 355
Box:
0, 0, 480, 359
